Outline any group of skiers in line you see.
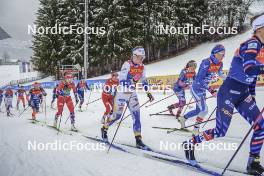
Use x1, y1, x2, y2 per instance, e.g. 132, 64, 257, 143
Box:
0, 12, 264, 176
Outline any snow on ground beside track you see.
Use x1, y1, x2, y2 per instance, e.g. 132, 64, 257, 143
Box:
0, 86, 263, 176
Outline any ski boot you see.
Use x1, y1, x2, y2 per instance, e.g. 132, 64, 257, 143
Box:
178, 116, 186, 128
135, 135, 149, 150
71, 123, 78, 132
176, 109, 182, 118
183, 141, 197, 166
247, 154, 264, 175
167, 104, 175, 115
101, 126, 108, 142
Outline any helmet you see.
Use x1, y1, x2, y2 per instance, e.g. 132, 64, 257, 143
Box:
211, 44, 225, 64
132, 46, 145, 60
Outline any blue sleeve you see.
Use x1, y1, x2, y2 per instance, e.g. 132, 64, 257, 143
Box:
218, 63, 225, 78
249, 77, 257, 96
243, 40, 264, 76
196, 60, 210, 89
178, 70, 186, 82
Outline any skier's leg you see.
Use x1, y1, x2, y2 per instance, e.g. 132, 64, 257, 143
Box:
105, 92, 127, 127
128, 92, 148, 148
235, 95, 264, 174
56, 96, 65, 117
184, 86, 204, 119
102, 94, 111, 124
176, 90, 186, 117
65, 96, 75, 124
22, 97, 25, 108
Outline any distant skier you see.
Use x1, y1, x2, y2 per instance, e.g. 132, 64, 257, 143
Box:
28, 82, 47, 120
101, 46, 154, 149
101, 71, 119, 124
167, 60, 197, 117
15, 85, 27, 110
51, 84, 58, 109
54, 73, 79, 131
183, 13, 264, 175
0, 88, 3, 111
178, 44, 226, 135
4, 87, 13, 116
76, 78, 90, 111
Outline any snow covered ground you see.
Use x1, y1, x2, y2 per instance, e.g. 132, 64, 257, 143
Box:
0, 87, 263, 176
0, 65, 39, 86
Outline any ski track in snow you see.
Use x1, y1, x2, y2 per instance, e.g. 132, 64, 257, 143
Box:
0, 88, 263, 176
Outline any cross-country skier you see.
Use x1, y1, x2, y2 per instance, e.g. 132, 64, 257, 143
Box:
0, 88, 3, 111
28, 82, 47, 120
51, 84, 58, 109
76, 78, 90, 111
101, 71, 119, 124
15, 85, 27, 110
4, 87, 13, 116
178, 44, 226, 135
101, 46, 154, 149
183, 13, 264, 175
167, 60, 197, 117
54, 73, 79, 131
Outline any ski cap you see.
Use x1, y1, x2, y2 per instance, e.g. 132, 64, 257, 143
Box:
132, 46, 145, 59
211, 44, 225, 55
33, 82, 40, 86
64, 72, 73, 79
186, 60, 197, 68
252, 14, 264, 32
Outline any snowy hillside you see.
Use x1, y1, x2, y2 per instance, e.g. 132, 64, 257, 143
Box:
146, 30, 251, 77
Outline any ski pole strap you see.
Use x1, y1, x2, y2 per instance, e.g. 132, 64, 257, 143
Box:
221, 107, 264, 175
145, 94, 174, 108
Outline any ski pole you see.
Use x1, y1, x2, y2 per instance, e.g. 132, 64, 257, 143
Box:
17, 105, 30, 118
145, 94, 174, 108
44, 96, 47, 124
151, 95, 215, 115
86, 98, 101, 107
202, 106, 217, 128
221, 107, 264, 175
107, 94, 133, 153
117, 100, 150, 125
167, 118, 216, 134
85, 91, 92, 110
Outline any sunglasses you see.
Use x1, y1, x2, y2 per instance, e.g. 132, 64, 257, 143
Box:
112, 74, 118, 77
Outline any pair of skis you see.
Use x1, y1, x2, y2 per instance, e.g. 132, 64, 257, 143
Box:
83, 134, 249, 176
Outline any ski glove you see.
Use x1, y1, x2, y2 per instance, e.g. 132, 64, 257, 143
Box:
147, 92, 154, 102
208, 87, 217, 97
